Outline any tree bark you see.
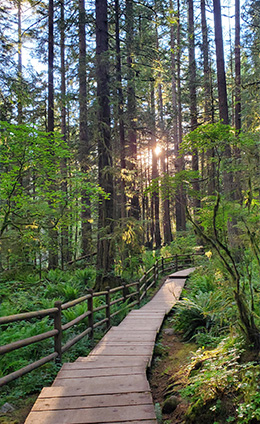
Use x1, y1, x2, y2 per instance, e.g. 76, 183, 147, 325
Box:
115, 0, 126, 220
201, 0, 215, 195
176, 0, 186, 231
213, 0, 229, 126
126, 0, 140, 220
234, 0, 242, 202
60, 0, 70, 268
213, 0, 233, 195
79, 0, 92, 256
201, 0, 211, 122
17, 0, 23, 124
156, 23, 172, 245
235, 0, 241, 133
95, 0, 114, 290
48, 0, 58, 269
151, 82, 161, 249
188, 0, 200, 210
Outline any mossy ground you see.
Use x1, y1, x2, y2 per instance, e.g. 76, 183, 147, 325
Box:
149, 317, 197, 423
0, 395, 38, 424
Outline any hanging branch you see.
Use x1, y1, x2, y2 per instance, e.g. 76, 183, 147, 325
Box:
186, 204, 238, 285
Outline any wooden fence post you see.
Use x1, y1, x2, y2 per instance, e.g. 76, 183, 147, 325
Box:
88, 289, 94, 340
54, 300, 62, 363
161, 257, 164, 273
153, 261, 157, 283
144, 272, 147, 298
123, 282, 127, 303
106, 286, 111, 330
137, 280, 141, 306
175, 254, 178, 271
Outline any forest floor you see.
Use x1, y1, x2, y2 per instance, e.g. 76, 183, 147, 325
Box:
149, 316, 197, 424
0, 394, 38, 424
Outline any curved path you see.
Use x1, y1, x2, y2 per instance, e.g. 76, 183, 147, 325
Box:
25, 268, 195, 424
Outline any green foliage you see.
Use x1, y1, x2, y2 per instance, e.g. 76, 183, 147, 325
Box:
160, 233, 199, 257
181, 123, 260, 350
154, 403, 163, 424
0, 317, 53, 377
173, 337, 260, 424
0, 121, 105, 270
172, 292, 231, 346
171, 267, 234, 347
113, 217, 145, 279
0, 362, 60, 408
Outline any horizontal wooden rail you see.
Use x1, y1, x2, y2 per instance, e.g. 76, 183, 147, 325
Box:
0, 308, 58, 325
0, 352, 58, 388
93, 304, 107, 313
62, 311, 91, 331
109, 285, 124, 294
62, 294, 91, 310
93, 318, 109, 329
0, 253, 202, 387
110, 297, 124, 306
0, 330, 58, 355
61, 327, 92, 353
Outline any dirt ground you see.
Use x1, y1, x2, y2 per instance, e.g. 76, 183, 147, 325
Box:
149, 320, 197, 424
0, 394, 38, 424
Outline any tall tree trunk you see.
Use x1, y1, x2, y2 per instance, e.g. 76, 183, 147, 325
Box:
176, 0, 186, 231
201, 0, 215, 195
213, 0, 232, 195
188, 0, 200, 210
234, 0, 242, 202
156, 23, 172, 245
213, 0, 229, 126
60, 0, 70, 268
201, 0, 211, 122
17, 0, 22, 124
151, 82, 161, 249
79, 0, 92, 256
95, 0, 114, 289
156, 22, 172, 245
126, 0, 140, 220
162, 138, 173, 244
170, 0, 178, 140
48, 0, 58, 269
48, 0, 54, 138
115, 0, 126, 220
235, 0, 241, 133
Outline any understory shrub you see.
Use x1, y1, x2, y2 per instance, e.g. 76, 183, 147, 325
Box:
171, 267, 235, 347
170, 337, 260, 424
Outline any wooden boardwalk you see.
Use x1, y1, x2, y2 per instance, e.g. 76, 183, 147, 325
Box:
25, 268, 195, 424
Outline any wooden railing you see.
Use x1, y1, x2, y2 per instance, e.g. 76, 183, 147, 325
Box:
0, 253, 200, 388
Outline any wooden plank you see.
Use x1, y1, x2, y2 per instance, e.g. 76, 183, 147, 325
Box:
61, 361, 146, 370
128, 311, 165, 317
168, 267, 195, 277
106, 328, 157, 334
32, 392, 154, 411
118, 317, 163, 323
88, 345, 153, 357
75, 356, 148, 367
116, 324, 161, 331
50, 374, 150, 392
92, 340, 154, 347
117, 319, 162, 326
54, 366, 144, 379
25, 404, 156, 424
101, 334, 156, 343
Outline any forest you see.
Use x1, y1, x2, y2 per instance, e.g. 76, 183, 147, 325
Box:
2, 0, 260, 422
